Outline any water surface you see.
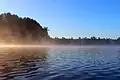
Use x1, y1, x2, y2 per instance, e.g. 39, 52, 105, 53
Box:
0, 46, 120, 80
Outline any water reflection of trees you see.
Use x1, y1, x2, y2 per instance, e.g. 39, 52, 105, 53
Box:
0, 48, 48, 80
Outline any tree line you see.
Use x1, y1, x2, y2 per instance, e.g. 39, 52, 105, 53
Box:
49, 36, 120, 45
0, 12, 49, 44
0, 12, 120, 45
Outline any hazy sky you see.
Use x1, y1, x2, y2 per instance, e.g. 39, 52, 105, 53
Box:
0, 0, 120, 38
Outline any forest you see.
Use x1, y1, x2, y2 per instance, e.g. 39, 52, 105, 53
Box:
0, 12, 120, 45
51, 37, 120, 45
0, 12, 49, 44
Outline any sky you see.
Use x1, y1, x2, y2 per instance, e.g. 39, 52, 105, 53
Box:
0, 0, 120, 38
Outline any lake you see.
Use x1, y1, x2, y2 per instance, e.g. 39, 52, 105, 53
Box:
0, 46, 120, 80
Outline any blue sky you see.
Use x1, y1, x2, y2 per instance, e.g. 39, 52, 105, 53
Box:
0, 0, 120, 38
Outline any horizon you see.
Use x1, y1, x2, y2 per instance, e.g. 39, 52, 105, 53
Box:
0, 0, 120, 38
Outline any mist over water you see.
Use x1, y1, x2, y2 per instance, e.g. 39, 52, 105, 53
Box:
0, 46, 120, 80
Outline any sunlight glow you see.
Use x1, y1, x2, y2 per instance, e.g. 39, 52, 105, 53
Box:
0, 44, 64, 48
0, 44, 81, 48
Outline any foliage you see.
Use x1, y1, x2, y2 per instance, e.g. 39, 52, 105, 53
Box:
0, 12, 49, 44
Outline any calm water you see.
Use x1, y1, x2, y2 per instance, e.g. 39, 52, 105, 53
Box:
1, 46, 120, 80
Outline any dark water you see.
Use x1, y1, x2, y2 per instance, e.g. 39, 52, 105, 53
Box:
1, 46, 120, 80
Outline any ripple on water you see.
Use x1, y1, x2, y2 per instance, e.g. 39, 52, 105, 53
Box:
0, 46, 120, 80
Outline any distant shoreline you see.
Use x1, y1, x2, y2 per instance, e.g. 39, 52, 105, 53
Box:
0, 13, 120, 45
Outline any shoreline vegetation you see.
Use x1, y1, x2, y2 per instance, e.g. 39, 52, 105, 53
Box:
0, 12, 120, 45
